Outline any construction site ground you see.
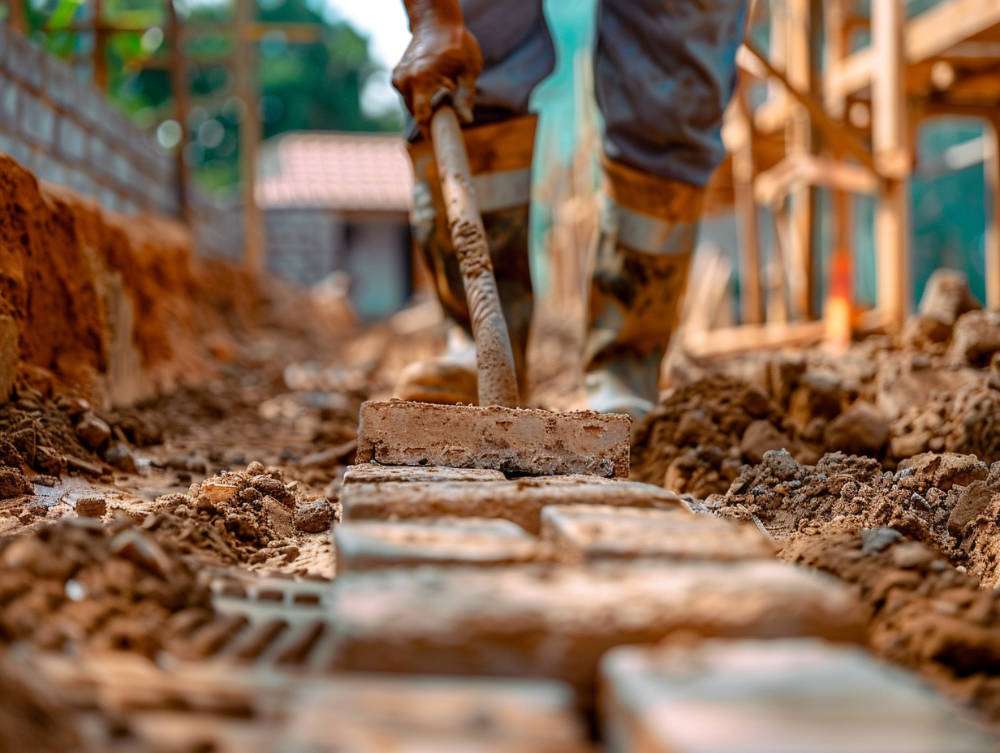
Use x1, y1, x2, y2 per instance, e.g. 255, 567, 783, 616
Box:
2, 156, 1000, 751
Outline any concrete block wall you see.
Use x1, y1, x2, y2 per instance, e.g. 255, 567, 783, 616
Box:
0, 23, 178, 216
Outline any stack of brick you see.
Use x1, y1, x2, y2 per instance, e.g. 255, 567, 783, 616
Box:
324, 449, 995, 749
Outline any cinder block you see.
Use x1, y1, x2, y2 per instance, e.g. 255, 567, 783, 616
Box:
601, 639, 995, 753
288, 674, 592, 753
356, 400, 630, 478
327, 561, 865, 702
335, 518, 543, 573
343, 462, 506, 485
57, 117, 87, 162
540, 505, 775, 562
342, 476, 682, 534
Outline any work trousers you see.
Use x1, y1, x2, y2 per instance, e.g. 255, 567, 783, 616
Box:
462, 0, 746, 187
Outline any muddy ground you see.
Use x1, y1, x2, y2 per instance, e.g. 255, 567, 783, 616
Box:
1, 258, 999, 746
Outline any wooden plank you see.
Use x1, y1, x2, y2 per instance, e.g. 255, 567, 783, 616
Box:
986, 121, 1000, 308
827, 0, 1000, 100
755, 154, 878, 205
732, 91, 763, 325
684, 320, 826, 358
166, 0, 191, 224
741, 41, 877, 173
235, 0, 264, 275
872, 0, 911, 330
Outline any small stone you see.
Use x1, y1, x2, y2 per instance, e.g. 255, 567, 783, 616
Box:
295, 499, 334, 533
949, 310, 1000, 367
0, 466, 32, 499
104, 444, 138, 473
861, 527, 903, 555
947, 481, 994, 537
740, 421, 792, 464
199, 481, 240, 505
824, 401, 889, 455
918, 268, 980, 325
75, 496, 107, 518
75, 412, 112, 451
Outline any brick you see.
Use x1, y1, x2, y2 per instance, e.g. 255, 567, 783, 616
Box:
327, 561, 865, 702
288, 674, 591, 753
20, 93, 55, 147
57, 117, 87, 162
601, 639, 995, 753
0, 75, 16, 127
540, 505, 775, 563
335, 518, 543, 572
342, 476, 682, 534
356, 399, 630, 478
343, 462, 506, 484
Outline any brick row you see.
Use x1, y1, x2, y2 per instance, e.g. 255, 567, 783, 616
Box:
601, 639, 995, 753
325, 561, 865, 703
341, 476, 683, 534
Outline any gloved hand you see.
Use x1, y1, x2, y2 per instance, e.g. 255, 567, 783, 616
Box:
392, 1, 482, 127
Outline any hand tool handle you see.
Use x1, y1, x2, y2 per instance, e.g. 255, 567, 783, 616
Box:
430, 105, 520, 407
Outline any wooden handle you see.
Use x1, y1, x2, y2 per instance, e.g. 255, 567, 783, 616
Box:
430, 106, 520, 407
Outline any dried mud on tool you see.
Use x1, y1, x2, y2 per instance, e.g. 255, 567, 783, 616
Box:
356, 105, 630, 477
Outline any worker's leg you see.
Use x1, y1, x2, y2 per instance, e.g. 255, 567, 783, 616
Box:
585, 0, 746, 419
399, 0, 554, 403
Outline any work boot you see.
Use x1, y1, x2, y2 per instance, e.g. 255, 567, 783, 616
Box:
396, 115, 536, 404
584, 157, 705, 422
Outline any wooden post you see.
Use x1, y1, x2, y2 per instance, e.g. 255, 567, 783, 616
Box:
235, 0, 264, 274
986, 120, 1000, 309
785, 0, 822, 321
165, 0, 191, 224
7, 0, 28, 33
733, 90, 764, 324
872, 0, 911, 329
92, 0, 108, 90
824, 0, 854, 347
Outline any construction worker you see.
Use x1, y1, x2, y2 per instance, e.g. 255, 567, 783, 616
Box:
393, 0, 746, 420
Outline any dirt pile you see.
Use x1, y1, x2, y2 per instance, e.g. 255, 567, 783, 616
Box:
888, 374, 1000, 463
0, 514, 213, 656
707, 449, 1000, 586
783, 527, 1000, 722
631, 375, 792, 496
0, 155, 341, 410
145, 461, 333, 567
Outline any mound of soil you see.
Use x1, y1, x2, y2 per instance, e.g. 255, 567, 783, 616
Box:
890, 377, 1000, 463
631, 375, 793, 497
0, 514, 213, 656
783, 527, 1000, 722
145, 461, 315, 567
708, 449, 1000, 587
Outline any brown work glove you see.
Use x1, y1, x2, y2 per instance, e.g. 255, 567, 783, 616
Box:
392, 10, 482, 128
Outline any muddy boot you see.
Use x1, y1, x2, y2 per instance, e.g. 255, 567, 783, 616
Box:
396, 115, 537, 404
584, 158, 705, 422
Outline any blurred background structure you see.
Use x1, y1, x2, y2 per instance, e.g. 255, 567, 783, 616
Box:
0, 0, 998, 334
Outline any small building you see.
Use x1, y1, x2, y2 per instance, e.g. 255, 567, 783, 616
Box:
257, 131, 414, 320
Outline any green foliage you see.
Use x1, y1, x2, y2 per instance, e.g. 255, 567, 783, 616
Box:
24, 0, 401, 194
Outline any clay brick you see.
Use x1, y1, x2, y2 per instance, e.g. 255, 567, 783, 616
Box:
289, 674, 592, 753
356, 400, 630, 478
335, 518, 543, 572
327, 561, 865, 702
343, 462, 506, 485
601, 639, 995, 753
540, 505, 775, 562
341, 476, 682, 534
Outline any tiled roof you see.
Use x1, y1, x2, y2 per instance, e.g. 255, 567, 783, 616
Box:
257, 131, 413, 213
